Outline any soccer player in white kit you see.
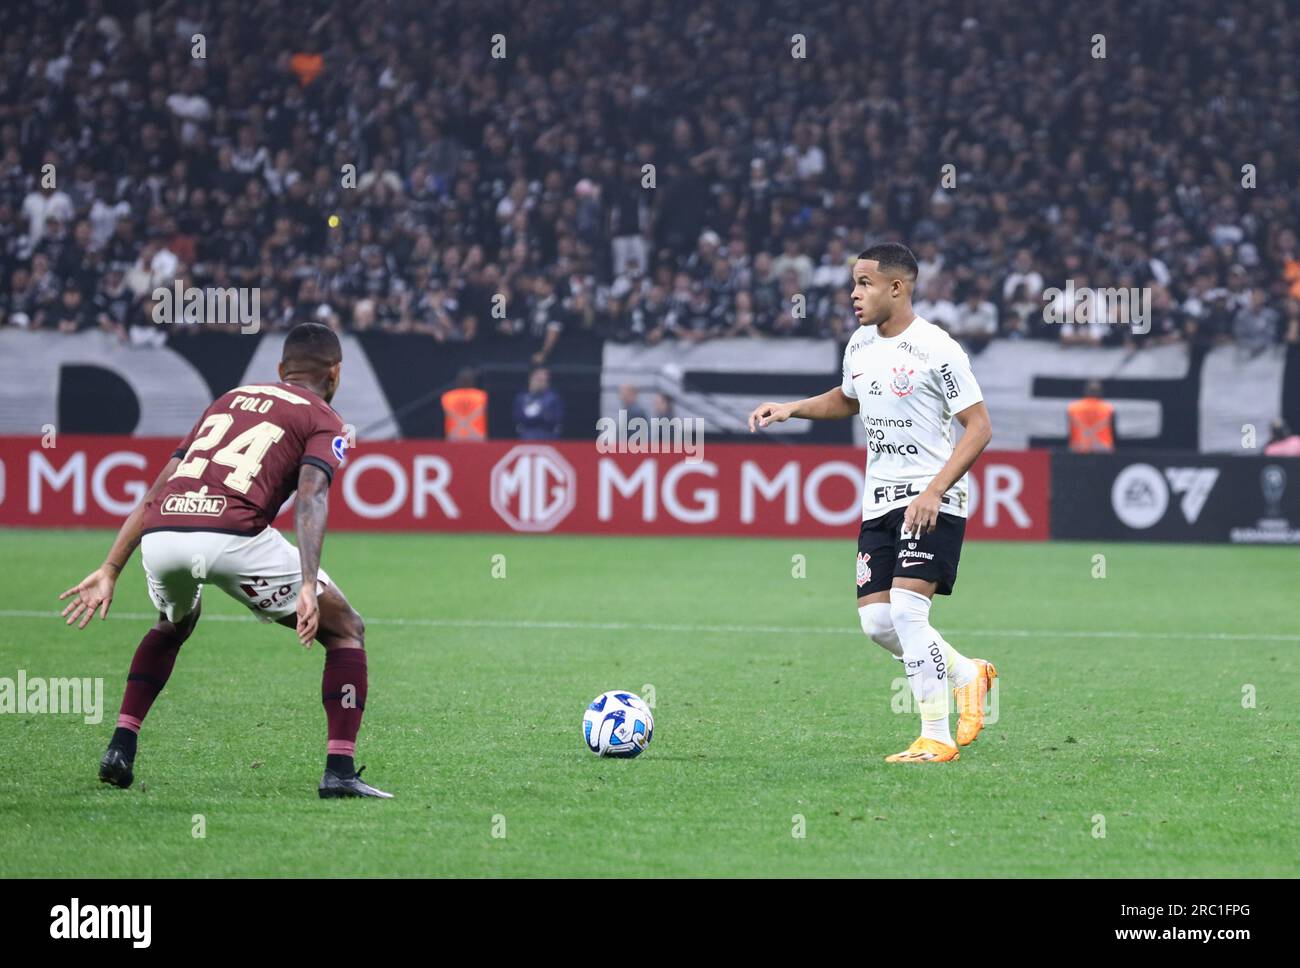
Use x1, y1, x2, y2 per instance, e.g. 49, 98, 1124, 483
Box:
748, 243, 997, 762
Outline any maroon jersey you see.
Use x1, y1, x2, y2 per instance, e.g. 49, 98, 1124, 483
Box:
142, 381, 347, 535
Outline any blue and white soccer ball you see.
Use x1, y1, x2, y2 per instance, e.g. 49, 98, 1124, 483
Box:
582, 690, 654, 758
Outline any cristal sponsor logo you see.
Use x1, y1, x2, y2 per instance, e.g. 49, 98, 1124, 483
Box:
940, 362, 959, 400
0, 669, 103, 723
596, 409, 704, 464
49, 898, 151, 948
1042, 279, 1151, 335
160, 485, 226, 516
151, 281, 261, 334
491, 444, 576, 532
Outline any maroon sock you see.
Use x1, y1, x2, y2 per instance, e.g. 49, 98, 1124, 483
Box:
322, 648, 367, 759
117, 627, 184, 734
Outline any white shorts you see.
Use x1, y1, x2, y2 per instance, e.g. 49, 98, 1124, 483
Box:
141, 527, 333, 623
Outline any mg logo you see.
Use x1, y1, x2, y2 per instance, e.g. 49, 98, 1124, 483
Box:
490, 445, 576, 532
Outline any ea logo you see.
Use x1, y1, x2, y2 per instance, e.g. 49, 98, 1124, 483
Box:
1111, 463, 1167, 529
490, 445, 576, 532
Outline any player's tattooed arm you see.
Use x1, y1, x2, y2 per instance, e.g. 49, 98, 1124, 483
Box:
293, 463, 331, 647
748, 387, 858, 431
59, 456, 181, 628
905, 402, 993, 535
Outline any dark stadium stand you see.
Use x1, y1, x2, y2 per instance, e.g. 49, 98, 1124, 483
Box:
0, 0, 1297, 357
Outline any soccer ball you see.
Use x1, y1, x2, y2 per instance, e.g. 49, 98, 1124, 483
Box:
582, 691, 654, 758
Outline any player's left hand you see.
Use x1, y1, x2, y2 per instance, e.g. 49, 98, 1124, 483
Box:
58, 566, 117, 629
903, 488, 943, 536
295, 585, 319, 648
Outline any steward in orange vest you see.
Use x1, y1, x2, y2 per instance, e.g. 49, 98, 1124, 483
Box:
442, 368, 487, 441
1067, 380, 1115, 452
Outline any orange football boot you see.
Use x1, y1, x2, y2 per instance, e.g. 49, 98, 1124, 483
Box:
955, 659, 997, 746
884, 736, 960, 763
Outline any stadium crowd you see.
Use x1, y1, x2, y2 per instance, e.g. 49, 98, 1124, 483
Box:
1, 0, 1299, 360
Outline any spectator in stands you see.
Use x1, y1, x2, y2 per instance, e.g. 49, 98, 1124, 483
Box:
949, 280, 998, 353
652, 392, 676, 422
916, 272, 958, 332
1056, 277, 1109, 347
1263, 420, 1300, 457
52, 286, 93, 333
0, 0, 1295, 362
514, 367, 564, 440
1233, 287, 1282, 356
618, 384, 648, 423
20, 177, 73, 255
1003, 281, 1040, 341
1002, 249, 1044, 305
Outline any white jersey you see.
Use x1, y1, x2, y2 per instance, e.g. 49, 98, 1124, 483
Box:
841, 315, 984, 521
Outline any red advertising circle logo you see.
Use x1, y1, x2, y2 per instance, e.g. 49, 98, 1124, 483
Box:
490, 444, 577, 532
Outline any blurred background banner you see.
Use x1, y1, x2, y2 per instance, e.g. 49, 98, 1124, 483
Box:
0, 434, 1049, 539
1051, 453, 1300, 544
14, 431, 1292, 543
3, 330, 1298, 452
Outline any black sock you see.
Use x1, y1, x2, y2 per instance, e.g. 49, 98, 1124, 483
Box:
110, 727, 138, 760
326, 754, 355, 776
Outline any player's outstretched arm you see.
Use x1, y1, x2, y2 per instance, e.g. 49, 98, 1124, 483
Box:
58, 456, 180, 629
904, 401, 993, 535
293, 463, 331, 648
748, 387, 859, 432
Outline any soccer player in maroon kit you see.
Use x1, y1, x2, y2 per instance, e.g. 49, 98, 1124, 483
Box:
59, 323, 391, 798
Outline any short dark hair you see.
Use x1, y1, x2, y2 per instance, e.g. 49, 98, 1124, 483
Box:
856, 243, 919, 282
282, 322, 341, 369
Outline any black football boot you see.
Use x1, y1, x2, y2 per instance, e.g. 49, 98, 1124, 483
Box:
99, 746, 135, 789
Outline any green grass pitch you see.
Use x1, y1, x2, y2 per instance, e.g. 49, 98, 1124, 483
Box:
0, 528, 1295, 877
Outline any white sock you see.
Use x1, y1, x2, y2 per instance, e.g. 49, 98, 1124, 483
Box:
889, 587, 953, 746
934, 631, 977, 688
858, 602, 903, 659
